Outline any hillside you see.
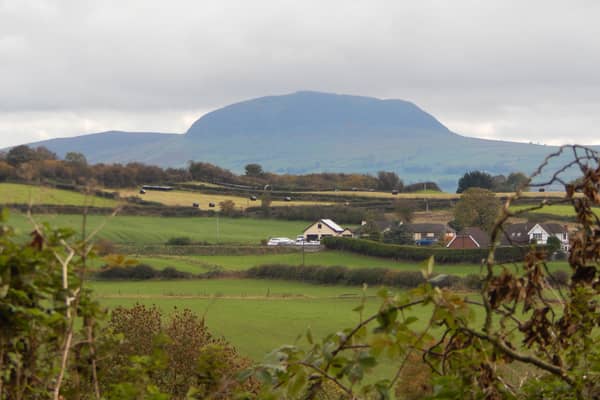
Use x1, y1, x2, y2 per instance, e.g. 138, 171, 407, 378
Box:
19, 91, 593, 191
26, 130, 177, 164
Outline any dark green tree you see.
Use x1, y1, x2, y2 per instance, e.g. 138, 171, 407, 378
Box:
456, 170, 494, 193
244, 163, 264, 177
453, 187, 501, 232
34, 146, 57, 161
382, 222, 413, 244
394, 201, 414, 223
64, 152, 88, 166
506, 171, 529, 191
6, 145, 37, 166
546, 235, 561, 253
377, 171, 403, 191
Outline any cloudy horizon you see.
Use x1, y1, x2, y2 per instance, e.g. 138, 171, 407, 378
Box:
1, 0, 600, 148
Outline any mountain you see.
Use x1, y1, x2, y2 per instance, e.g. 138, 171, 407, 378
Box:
18, 91, 591, 191
26, 131, 177, 164
187, 91, 453, 139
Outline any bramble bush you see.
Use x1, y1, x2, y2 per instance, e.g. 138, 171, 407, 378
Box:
0, 211, 255, 400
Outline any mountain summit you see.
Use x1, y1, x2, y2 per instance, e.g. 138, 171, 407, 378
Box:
186, 91, 453, 140
21, 91, 582, 190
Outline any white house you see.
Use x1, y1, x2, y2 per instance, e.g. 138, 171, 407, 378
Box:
503, 223, 569, 251
302, 219, 353, 242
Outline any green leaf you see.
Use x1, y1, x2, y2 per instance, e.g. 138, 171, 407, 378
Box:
421, 256, 435, 279
306, 326, 313, 344
358, 352, 377, 369
353, 303, 365, 313
377, 287, 390, 299
235, 368, 254, 382
376, 307, 398, 331
287, 369, 307, 397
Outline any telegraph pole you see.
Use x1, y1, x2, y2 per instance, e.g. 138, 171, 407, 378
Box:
216, 212, 220, 244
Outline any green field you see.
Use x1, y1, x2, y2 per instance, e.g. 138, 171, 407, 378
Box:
6, 213, 309, 245
125, 250, 569, 277
0, 183, 118, 207
91, 279, 431, 360
511, 203, 600, 217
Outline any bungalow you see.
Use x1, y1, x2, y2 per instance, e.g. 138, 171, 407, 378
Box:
302, 219, 353, 242
446, 227, 490, 249
406, 223, 455, 245
501, 223, 569, 251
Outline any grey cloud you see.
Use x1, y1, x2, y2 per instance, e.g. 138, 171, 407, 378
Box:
0, 0, 599, 147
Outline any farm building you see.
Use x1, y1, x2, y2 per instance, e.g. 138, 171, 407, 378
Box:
446, 227, 490, 249
406, 223, 455, 245
501, 223, 569, 251
302, 219, 353, 242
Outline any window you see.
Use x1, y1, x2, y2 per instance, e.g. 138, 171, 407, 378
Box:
532, 233, 543, 241
317, 223, 322, 229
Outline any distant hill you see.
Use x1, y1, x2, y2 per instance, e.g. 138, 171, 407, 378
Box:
27, 131, 177, 164
19, 91, 593, 191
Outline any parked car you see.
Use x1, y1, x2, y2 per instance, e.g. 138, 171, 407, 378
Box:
267, 237, 294, 246
295, 235, 320, 246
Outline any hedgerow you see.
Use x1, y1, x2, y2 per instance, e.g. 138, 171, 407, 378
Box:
322, 236, 530, 263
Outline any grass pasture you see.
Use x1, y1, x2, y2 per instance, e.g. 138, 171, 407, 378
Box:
0, 183, 118, 208
91, 279, 428, 360
126, 250, 570, 277
119, 188, 332, 210
6, 213, 309, 245
511, 203, 600, 217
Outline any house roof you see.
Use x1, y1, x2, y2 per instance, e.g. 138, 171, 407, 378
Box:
374, 220, 395, 231
303, 219, 345, 233
406, 223, 454, 234
541, 223, 568, 235
459, 227, 490, 248
321, 219, 344, 233
447, 234, 479, 248
501, 222, 567, 246
501, 223, 532, 245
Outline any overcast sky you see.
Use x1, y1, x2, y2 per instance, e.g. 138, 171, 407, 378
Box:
1, 0, 600, 148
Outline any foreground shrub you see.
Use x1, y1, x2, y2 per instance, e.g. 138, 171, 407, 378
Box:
104, 304, 256, 399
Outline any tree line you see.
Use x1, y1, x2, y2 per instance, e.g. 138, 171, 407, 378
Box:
1, 145, 529, 193
1, 144, 441, 191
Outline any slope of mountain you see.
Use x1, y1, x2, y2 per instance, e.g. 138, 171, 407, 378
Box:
26, 131, 177, 164
18, 91, 593, 191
